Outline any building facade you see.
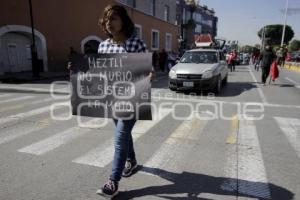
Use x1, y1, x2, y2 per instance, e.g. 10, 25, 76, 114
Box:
117, 0, 177, 24
0, 0, 178, 74
176, 0, 218, 50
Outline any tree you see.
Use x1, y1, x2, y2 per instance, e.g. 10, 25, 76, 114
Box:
289, 39, 300, 51
258, 24, 294, 45
241, 45, 254, 53
254, 44, 261, 49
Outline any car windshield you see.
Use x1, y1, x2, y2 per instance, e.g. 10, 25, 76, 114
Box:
180, 51, 218, 64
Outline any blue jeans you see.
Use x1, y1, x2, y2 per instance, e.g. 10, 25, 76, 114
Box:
110, 119, 136, 182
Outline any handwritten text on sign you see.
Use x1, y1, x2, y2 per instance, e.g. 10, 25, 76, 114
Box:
70, 53, 152, 120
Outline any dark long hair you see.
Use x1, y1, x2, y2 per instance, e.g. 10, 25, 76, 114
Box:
99, 5, 135, 38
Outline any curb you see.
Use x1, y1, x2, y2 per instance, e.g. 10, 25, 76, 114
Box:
0, 74, 69, 83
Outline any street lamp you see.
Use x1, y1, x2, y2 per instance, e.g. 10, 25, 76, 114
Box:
28, 0, 39, 77
280, 0, 289, 46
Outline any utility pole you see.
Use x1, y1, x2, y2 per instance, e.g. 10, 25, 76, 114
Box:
28, 0, 39, 77
261, 26, 266, 50
281, 0, 289, 46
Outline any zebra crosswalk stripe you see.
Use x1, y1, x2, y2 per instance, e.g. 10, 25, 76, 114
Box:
0, 97, 54, 113
221, 119, 271, 199
0, 96, 35, 104
141, 114, 208, 176
72, 109, 172, 167
17, 118, 103, 155
0, 112, 69, 146
274, 117, 300, 158
0, 94, 13, 98
0, 102, 68, 125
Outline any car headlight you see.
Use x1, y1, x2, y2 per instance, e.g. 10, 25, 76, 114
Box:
169, 69, 177, 79
202, 71, 213, 79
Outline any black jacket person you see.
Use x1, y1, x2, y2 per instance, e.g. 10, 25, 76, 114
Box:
259, 45, 275, 84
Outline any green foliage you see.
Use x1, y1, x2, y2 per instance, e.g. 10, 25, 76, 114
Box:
258, 24, 294, 45
289, 39, 300, 51
241, 45, 254, 53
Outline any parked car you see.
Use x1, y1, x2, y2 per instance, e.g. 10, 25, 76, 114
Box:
241, 53, 250, 65
291, 52, 300, 62
168, 48, 228, 94
286, 52, 300, 62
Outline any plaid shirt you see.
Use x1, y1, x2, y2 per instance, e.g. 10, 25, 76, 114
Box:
98, 36, 148, 54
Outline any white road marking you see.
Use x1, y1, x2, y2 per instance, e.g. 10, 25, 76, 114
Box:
248, 66, 268, 104
0, 85, 68, 94
151, 88, 167, 96
72, 109, 172, 167
0, 102, 68, 125
275, 117, 300, 158
152, 95, 300, 109
0, 94, 13, 98
221, 119, 271, 199
0, 95, 35, 104
0, 112, 69, 145
285, 77, 300, 89
0, 123, 46, 145
141, 114, 208, 175
0, 97, 54, 112
17, 118, 101, 155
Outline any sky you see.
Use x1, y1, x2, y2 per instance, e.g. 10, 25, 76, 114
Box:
200, 0, 300, 46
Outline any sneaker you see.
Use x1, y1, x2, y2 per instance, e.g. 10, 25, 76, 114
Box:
96, 179, 119, 198
122, 159, 138, 177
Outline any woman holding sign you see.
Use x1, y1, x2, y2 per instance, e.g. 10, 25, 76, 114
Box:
96, 5, 154, 198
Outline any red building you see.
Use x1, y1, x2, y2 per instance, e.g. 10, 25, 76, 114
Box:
0, 0, 178, 74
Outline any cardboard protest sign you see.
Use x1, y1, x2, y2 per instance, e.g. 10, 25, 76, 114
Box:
70, 53, 152, 120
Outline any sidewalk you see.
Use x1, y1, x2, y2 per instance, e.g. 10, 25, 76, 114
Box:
0, 71, 69, 83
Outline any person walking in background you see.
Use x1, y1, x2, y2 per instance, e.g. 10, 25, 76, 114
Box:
254, 50, 261, 71
276, 46, 288, 68
152, 50, 159, 71
276, 47, 285, 67
159, 48, 167, 72
231, 49, 238, 71
269, 60, 279, 84
95, 5, 154, 198
259, 45, 276, 85
227, 52, 234, 72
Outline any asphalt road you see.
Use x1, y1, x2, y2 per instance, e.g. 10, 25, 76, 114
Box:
0, 64, 299, 200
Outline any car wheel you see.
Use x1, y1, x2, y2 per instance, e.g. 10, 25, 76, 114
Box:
214, 76, 222, 94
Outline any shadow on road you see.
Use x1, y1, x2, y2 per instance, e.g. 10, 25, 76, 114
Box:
219, 82, 258, 97
115, 167, 294, 200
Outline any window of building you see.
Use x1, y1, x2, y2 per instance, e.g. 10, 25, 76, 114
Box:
127, 0, 136, 8
186, 11, 191, 21
195, 24, 202, 33
194, 13, 202, 23
151, 29, 159, 50
150, 0, 155, 16
165, 33, 172, 51
134, 24, 142, 39
164, 5, 169, 22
